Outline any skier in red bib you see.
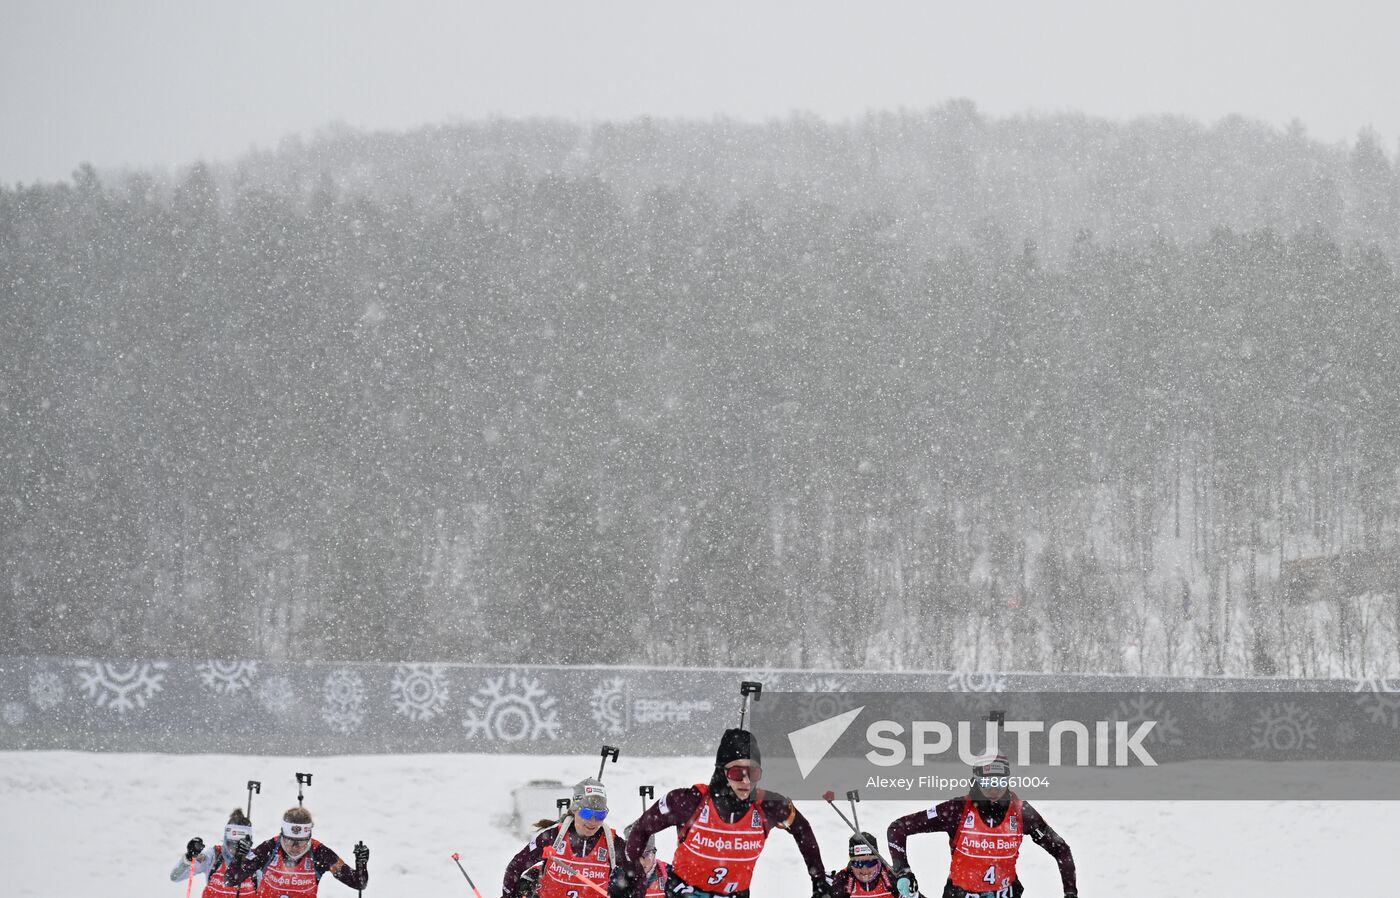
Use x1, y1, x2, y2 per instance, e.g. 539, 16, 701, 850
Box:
610, 728, 830, 898
886, 754, 1076, 898
170, 808, 260, 897
623, 824, 670, 898
503, 778, 622, 898
830, 832, 912, 898
224, 806, 369, 896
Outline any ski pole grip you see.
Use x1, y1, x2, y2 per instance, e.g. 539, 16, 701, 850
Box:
740, 681, 762, 699
296, 772, 313, 786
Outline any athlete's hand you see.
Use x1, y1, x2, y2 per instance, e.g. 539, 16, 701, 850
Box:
354, 841, 369, 872
892, 867, 918, 897
233, 834, 253, 862
1064, 893, 1079, 898
607, 865, 634, 898
185, 837, 205, 860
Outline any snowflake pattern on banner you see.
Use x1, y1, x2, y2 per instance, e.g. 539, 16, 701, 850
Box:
589, 677, 628, 735
1250, 701, 1317, 752
946, 671, 1007, 693
2, 701, 25, 726
1200, 693, 1237, 724
321, 668, 367, 734
197, 660, 259, 695
391, 664, 450, 722
1353, 677, 1400, 729
463, 672, 561, 742
1113, 695, 1185, 746
257, 676, 297, 715
74, 661, 168, 713
28, 670, 65, 710
796, 689, 858, 727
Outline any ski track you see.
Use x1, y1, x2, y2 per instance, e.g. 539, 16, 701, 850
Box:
0, 751, 1389, 897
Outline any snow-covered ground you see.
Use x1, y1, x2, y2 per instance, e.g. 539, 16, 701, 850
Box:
3, 750, 1392, 897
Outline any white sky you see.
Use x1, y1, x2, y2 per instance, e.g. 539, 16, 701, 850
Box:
2, 0, 1396, 184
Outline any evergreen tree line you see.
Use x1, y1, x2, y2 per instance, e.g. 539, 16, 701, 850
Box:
2, 112, 1399, 675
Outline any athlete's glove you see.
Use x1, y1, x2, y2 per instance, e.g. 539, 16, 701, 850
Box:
608, 865, 635, 898
892, 867, 918, 897
354, 841, 369, 873
512, 865, 541, 898
810, 873, 837, 898
1064, 892, 1079, 898
185, 837, 205, 860
233, 834, 253, 862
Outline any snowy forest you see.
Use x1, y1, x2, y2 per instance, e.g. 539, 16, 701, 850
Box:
3, 103, 1399, 677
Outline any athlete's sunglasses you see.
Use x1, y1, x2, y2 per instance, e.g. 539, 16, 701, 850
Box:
850, 859, 880, 870
724, 765, 762, 783
576, 807, 609, 822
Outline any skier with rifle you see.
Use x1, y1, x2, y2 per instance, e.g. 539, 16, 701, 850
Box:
886, 754, 1076, 898
830, 832, 916, 898
170, 808, 259, 897
609, 727, 831, 898
502, 778, 621, 898
224, 806, 369, 896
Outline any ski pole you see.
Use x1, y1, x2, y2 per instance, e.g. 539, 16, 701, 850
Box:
598, 744, 619, 780
639, 785, 653, 814
738, 681, 762, 729
246, 780, 261, 820
451, 853, 486, 898
846, 789, 861, 832
354, 841, 367, 898
185, 849, 197, 898
822, 791, 912, 898
295, 772, 312, 807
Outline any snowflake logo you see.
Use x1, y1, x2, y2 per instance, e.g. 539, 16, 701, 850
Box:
257, 676, 297, 715
1200, 693, 1237, 724
463, 672, 561, 742
392, 664, 451, 722
321, 668, 367, 734
1250, 701, 1317, 752
2, 701, 26, 726
946, 671, 1007, 693
74, 661, 168, 713
28, 670, 65, 710
1113, 696, 1184, 746
197, 660, 259, 695
796, 691, 858, 726
589, 677, 629, 735
1353, 678, 1400, 729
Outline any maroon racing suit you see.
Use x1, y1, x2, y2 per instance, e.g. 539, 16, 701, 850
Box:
503, 823, 618, 898
886, 792, 1075, 898
224, 837, 368, 896
619, 785, 826, 896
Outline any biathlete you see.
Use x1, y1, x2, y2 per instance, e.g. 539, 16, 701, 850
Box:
886, 754, 1076, 898
610, 727, 830, 898
224, 805, 369, 896
503, 778, 621, 898
170, 808, 259, 897
829, 832, 918, 898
